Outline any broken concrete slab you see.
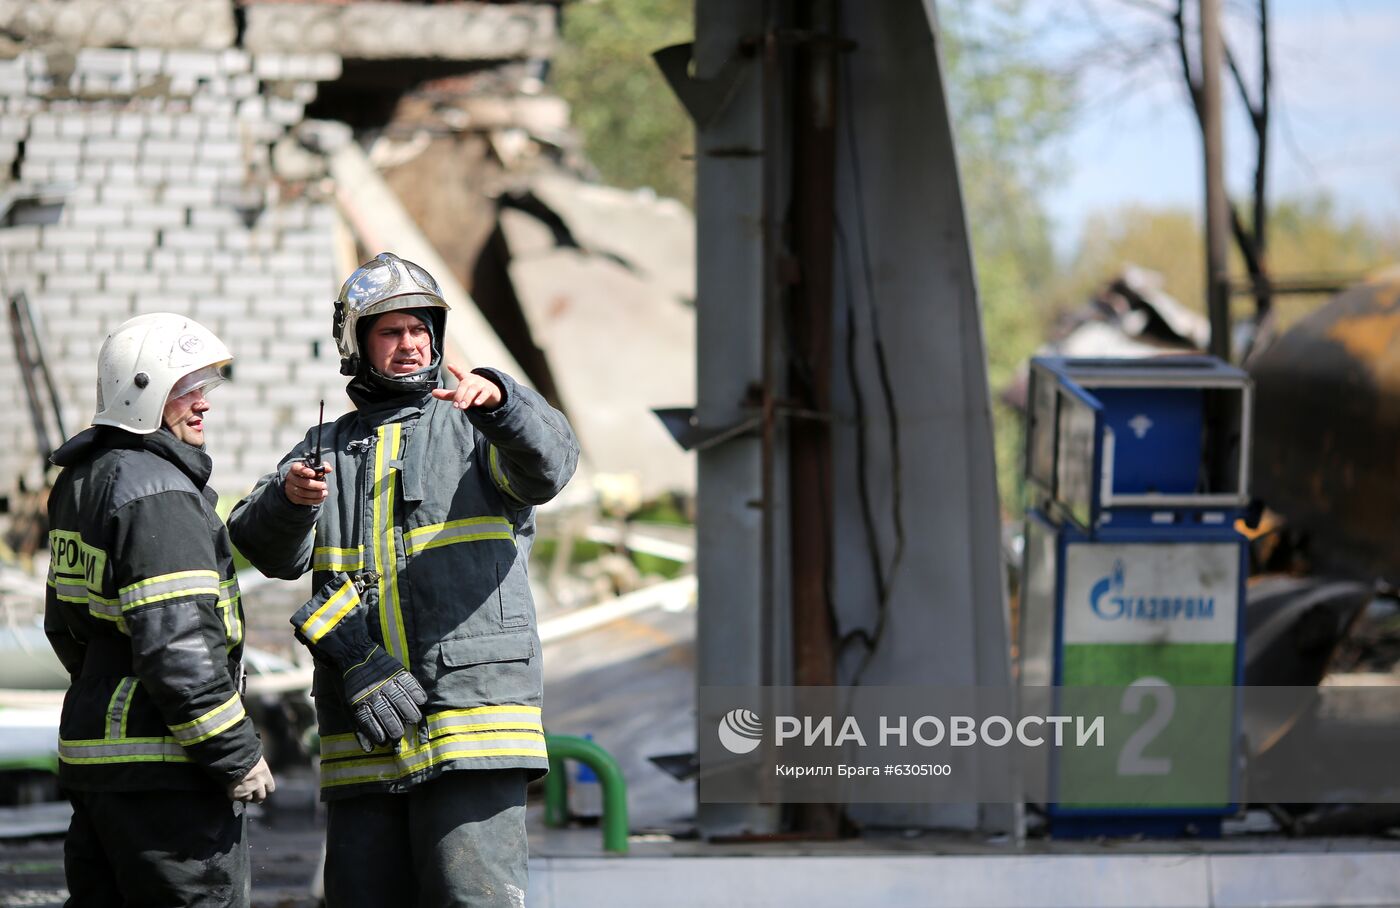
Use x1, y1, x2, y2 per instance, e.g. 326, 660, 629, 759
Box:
528, 172, 696, 306
505, 243, 695, 498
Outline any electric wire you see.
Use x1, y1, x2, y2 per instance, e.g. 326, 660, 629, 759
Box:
833, 47, 906, 686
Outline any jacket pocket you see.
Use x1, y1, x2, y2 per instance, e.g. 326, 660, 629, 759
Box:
496, 560, 530, 629
440, 628, 534, 668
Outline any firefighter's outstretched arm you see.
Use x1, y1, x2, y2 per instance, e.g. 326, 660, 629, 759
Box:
436, 365, 579, 507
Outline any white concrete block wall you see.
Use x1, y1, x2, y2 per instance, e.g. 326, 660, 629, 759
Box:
0, 46, 349, 496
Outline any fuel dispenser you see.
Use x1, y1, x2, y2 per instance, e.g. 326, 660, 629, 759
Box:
1019, 356, 1253, 837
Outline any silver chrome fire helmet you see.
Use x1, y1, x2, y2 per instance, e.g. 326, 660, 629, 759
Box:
93, 313, 232, 434
333, 252, 449, 391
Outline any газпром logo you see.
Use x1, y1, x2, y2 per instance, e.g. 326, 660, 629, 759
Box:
717, 708, 763, 754
1089, 558, 1215, 621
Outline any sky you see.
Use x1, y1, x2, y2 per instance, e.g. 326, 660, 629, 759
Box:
1024, 0, 1400, 256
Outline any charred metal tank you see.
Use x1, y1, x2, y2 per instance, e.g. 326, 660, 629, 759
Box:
1248, 266, 1400, 586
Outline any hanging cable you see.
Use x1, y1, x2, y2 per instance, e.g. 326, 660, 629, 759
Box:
831, 42, 906, 686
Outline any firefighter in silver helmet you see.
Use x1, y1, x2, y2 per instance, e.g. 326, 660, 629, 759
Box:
45, 312, 273, 906
229, 253, 578, 906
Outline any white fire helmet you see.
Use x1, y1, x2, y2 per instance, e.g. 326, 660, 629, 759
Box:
333, 252, 449, 377
93, 313, 232, 434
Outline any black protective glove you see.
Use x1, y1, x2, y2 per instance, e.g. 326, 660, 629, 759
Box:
291, 573, 428, 752
342, 646, 427, 752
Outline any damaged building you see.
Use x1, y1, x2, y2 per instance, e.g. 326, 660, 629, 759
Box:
0, 0, 695, 507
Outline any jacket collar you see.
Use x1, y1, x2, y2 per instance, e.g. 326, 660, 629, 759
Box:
51, 426, 213, 488
346, 382, 433, 428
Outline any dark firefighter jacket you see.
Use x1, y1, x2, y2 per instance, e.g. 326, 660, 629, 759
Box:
44, 426, 262, 792
227, 368, 578, 800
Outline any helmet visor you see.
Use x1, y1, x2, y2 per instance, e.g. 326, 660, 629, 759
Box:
343, 259, 400, 308
341, 260, 444, 310
169, 363, 228, 401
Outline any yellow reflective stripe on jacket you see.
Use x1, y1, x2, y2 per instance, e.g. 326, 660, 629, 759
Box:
48, 576, 119, 614
312, 545, 364, 572
85, 592, 125, 630
426, 705, 542, 735
298, 579, 360, 644
119, 570, 220, 610
218, 579, 243, 645
372, 423, 409, 667
106, 677, 138, 740
319, 705, 545, 766
318, 720, 545, 760
320, 729, 548, 788
48, 575, 88, 604
48, 575, 125, 630
319, 733, 387, 759
403, 517, 514, 556
488, 445, 526, 504
58, 737, 193, 765
168, 692, 246, 746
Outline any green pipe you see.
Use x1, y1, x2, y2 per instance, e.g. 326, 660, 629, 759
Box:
543, 750, 569, 828
543, 734, 629, 854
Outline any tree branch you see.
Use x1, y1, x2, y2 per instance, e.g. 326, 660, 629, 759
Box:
1254, 0, 1270, 257
1223, 44, 1261, 124
1172, 0, 1204, 125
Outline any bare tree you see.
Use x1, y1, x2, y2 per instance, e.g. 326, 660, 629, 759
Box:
1065, 0, 1275, 352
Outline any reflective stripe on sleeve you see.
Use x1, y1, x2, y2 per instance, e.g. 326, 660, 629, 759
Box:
219, 579, 243, 646
119, 570, 220, 610
168, 692, 247, 747
488, 446, 527, 504
312, 545, 364, 572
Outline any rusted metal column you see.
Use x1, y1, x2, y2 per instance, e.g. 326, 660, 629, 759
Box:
788, 0, 839, 691
787, 0, 841, 839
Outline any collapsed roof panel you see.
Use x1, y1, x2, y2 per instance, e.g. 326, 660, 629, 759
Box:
528, 171, 696, 306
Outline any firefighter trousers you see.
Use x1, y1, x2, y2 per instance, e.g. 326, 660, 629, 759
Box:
63, 787, 250, 907
323, 769, 528, 908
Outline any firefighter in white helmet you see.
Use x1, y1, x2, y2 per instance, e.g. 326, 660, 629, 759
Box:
230, 253, 579, 906
45, 313, 273, 906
